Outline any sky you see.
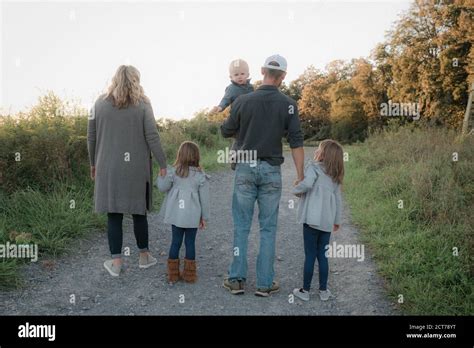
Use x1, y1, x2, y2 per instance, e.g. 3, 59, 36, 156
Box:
1, 0, 413, 119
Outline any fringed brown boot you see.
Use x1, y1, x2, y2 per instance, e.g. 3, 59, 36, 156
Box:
182, 259, 197, 283
167, 259, 180, 283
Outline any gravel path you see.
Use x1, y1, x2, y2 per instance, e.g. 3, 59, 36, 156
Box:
0, 152, 396, 315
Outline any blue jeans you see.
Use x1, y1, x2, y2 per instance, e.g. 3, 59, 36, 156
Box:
169, 225, 197, 260
228, 160, 282, 289
303, 224, 331, 291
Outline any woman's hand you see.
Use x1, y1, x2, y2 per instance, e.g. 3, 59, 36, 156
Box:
293, 177, 304, 186
199, 218, 206, 230
90, 166, 96, 180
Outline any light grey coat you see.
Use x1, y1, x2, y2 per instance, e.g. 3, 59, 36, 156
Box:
292, 161, 342, 232
87, 95, 167, 215
157, 166, 210, 228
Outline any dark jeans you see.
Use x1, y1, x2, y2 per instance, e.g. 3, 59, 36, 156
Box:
303, 223, 331, 291
169, 225, 197, 260
107, 213, 149, 258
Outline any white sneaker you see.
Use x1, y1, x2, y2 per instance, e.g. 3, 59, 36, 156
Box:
139, 253, 157, 269
319, 289, 332, 301
104, 260, 121, 277
293, 288, 310, 301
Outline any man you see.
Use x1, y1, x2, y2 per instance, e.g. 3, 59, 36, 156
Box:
221, 54, 305, 297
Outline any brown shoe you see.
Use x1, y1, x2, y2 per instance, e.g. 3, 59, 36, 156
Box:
182, 259, 197, 283
167, 259, 180, 283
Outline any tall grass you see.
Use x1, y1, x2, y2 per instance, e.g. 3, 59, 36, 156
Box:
343, 127, 473, 315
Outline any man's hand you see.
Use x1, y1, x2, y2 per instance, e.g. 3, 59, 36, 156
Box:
90, 166, 95, 180
159, 167, 167, 177
333, 224, 340, 232
199, 218, 207, 230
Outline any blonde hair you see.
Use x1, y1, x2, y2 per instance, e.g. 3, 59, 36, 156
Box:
174, 141, 201, 178
229, 59, 249, 75
104, 65, 150, 109
317, 139, 344, 185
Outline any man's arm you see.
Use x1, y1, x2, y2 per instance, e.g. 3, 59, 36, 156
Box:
287, 102, 304, 181
291, 147, 305, 182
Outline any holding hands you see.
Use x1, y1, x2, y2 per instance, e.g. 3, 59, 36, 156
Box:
293, 176, 304, 198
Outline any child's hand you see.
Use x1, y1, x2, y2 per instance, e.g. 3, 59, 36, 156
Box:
333, 224, 340, 232
210, 106, 222, 114
199, 218, 206, 230
159, 168, 167, 177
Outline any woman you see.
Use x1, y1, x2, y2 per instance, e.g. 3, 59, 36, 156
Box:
87, 65, 167, 277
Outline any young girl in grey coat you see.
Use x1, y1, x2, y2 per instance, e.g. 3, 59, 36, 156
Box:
157, 141, 210, 284
292, 139, 344, 302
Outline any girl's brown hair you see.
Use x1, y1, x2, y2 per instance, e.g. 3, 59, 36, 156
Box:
316, 139, 344, 185
174, 141, 201, 178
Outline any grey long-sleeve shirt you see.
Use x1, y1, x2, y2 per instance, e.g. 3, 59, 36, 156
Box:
220, 84, 304, 166
218, 79, 254, 110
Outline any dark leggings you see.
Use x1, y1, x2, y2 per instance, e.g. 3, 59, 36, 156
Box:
169, 225, 197, 260
107, 213, 149, 258
303, 223, 331, 291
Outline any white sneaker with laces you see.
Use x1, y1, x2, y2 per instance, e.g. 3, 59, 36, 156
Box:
293, 288, 310, 301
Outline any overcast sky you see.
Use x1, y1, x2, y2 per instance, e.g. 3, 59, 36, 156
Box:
1, 0, 412, 119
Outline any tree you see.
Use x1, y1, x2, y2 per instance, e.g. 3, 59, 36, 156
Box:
329, 80, 368, 143
383, 0, 473, 128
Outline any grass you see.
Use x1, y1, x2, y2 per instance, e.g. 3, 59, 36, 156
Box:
0, 181, 106, 288
343, 127, 473, 315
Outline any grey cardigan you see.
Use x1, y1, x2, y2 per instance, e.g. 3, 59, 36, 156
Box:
292, 161, 342, 232
87, 95, 167, 215
157, 166, 210, 228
